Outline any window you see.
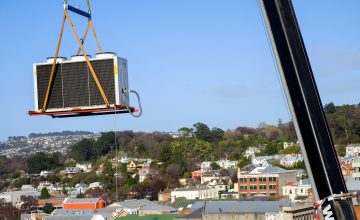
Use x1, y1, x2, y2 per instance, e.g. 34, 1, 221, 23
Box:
270, 193, 276, 196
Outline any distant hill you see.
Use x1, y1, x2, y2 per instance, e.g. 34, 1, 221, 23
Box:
28, 131, 93, 138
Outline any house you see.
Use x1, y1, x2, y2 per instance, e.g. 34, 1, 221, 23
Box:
127, 160, 148, 171
38, 181, 52, 191
89, 182, 103, 189
60, 167, 81, 175
62, 197, 106, 209
346, 144, 360, 157
201, 171, 229, 184
158, 189, 172, 202
282, 179, 312, 202
342, 156, 357, 165
76, 163, 92, 173
200, 161, 212, 171
280, 154, 303, 167
138, 168, 159, 183
21, 184, 35, 191
215, 159, 237, 169
352, 156, 360, 180
244, 146, 261, 158
40, 170, 55, 177
0, 191, 39, 206
67, 184, 89, 197
283, 141, 294, 149
170, 186, 218, 203
342, 164, 355, 176
191, 170, 204, 179
237, 166, 297, 198
252, 156, 274, 167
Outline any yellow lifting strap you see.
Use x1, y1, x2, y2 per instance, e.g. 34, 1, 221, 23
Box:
41, 3, 109, 112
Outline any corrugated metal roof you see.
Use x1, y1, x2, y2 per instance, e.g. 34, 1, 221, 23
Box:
63, 197, 101, 204
261, 166, 294, 174
204, 200, 297, 213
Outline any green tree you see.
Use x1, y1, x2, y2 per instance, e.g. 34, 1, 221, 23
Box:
210, 162, 221, 170
237, 157, 251, 168
193, 122, 213, 142
211, 127, 224, 142
27, 152, 59, 174
42, 203, 54, 214
101, 160, 115, 191
324, 102, 336, 114
95, 132, 115, 156
69, 139, 96, 161
40, 187, 51, 199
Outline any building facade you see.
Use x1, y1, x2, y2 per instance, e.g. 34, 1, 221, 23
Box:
237, 167, 297, 198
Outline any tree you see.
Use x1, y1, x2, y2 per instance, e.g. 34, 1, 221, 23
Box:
324, 102, 336, 114
101, 160, 115, 191
69, 138, 96, 161
193, 122, 213, 142
211, 127, 224, 142
42, 203, 54, 214
210, 162, 221, 170
40, 187, 51, 199
27, 152, 59, 174
178, 127, 193, 137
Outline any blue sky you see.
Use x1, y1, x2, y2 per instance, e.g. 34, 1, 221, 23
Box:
0, 1, 359, 140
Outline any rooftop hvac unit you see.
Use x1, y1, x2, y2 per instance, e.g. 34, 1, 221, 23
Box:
29, 52, 134, 117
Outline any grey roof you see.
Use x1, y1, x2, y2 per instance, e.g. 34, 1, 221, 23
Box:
141, 204, 177, 212
63, 197, 102, 204
52, 209, 94, 215
44, 214, 93, 220
261, 166, 294, 174
300, 178, 311, 185
176, 208, 203, 219
113, 199, 157, 209
190, 201, 205, 211
44, 213, 113, 220
204, 200, 297, 213
344, 176, 360, 191
174, 186, 210, 192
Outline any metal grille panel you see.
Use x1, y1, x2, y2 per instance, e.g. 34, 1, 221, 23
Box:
36, 58, 115, 110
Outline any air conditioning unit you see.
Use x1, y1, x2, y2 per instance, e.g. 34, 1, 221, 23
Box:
32, 52, 129, 114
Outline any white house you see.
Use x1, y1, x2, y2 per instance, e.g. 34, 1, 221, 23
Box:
60, 167, 81, 175
282, 179, 312, 201
76, 163, 92, 173
38, 181, 52, 191
216, 159, 237, 169
21, 185, 35, 191
40, 170, 54, 177
283, 142, 294, 149
280, 155, 303, 167
244, 147, 261, 159
346, 144, 360, 157
0, 191, 39, 206
200, 161, 212, 171
170, 186, 218, 203
252, 156, 274, 167
87, 182, 102, 190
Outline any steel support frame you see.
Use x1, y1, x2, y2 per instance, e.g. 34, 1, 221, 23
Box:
259, 0, 357, 219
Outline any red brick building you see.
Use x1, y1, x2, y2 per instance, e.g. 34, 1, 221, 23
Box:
237, 166, 296, 198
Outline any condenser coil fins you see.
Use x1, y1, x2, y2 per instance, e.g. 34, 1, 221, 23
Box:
32, 53, 129, 113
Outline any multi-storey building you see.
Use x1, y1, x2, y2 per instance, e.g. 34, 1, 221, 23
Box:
282, 179, 312, 201
346, 144, 360, 157
237, 166, 296, 198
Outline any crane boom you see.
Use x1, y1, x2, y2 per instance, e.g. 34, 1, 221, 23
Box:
259, 0, 357, 219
